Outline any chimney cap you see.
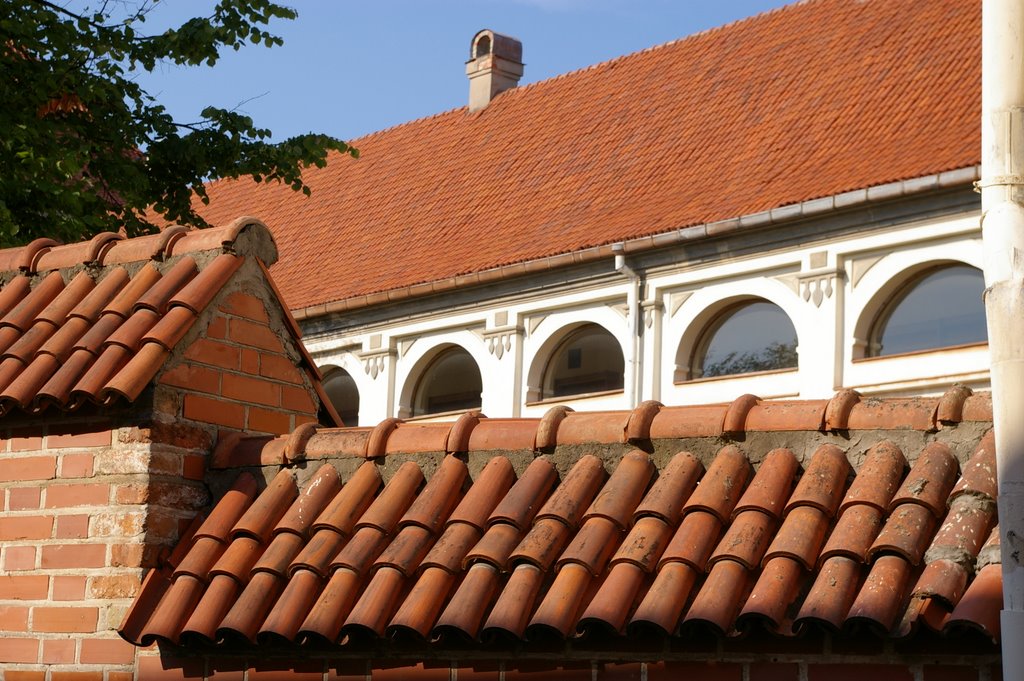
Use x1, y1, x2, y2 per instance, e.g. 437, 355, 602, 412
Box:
468, 29, 523, 64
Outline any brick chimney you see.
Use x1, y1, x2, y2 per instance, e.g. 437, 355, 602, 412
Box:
466, 29, 523, 112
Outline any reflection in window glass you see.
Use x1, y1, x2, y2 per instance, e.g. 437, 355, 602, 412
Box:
413, 347, 482, 416
323, 368, 359, 426
872, 265, 987, 356
543, 325, 624, 398
694, 301, 797, 378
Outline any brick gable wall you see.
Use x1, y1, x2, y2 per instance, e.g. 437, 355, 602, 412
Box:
0, 252, 330, 679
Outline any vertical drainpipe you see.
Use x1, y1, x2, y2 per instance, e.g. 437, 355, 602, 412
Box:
613, 243, 641, 408
980, 1, 1024, 677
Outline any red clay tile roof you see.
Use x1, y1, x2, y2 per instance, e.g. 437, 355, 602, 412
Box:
0, 219, 320, 417
194, 0, 980, 313
120, 388, 1002, 654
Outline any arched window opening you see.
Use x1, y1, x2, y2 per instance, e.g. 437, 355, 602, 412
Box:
542, 325, 624, 399
412, 346, 482, 416
474, 35, 491, 58
323, 368, 359, 426
870, 265, 987, 357
692, 301, 797, 379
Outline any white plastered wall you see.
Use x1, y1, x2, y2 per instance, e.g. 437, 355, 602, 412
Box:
304, 209, 988, 421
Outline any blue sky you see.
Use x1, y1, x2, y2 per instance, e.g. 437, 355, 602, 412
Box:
136, 1, 793, 143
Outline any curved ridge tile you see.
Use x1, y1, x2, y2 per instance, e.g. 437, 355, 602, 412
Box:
15, 238, 59, 273
445, 410, 483, 453
936, 384, 973, 423
366, 417, 402, 457
723, 394, 760, 434
744, 399, 827, 432
625, 399, 662, 443
466, 417, 539, 451
649, 404, 727, 439
824, 389, 861, 430
555, 410, 630, 446
535, 404, 573, 450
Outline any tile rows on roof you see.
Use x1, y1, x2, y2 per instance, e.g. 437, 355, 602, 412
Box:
212, 389, 992, 467
120, 427, 1002, 650
196, 0, 980, 311
0, 219, 277, 415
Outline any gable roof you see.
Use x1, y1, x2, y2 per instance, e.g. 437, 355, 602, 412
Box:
0, 219, 328, 419
119, 389, 1002, 655
196, 0, 980, 314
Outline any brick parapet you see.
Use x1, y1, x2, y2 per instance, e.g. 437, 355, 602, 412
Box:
155, 287, 321, 438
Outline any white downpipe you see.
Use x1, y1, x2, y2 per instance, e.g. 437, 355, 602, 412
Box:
613, 243, 641, 408
980, 1, 1024, 677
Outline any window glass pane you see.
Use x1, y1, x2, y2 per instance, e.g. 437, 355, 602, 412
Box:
696, 301, 797, 378
323, 368, 359, 426
874, 265, 987, 356
413, 347, 482, 416
543, 325, 624, 398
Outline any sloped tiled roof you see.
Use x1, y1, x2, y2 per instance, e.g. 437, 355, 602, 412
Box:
120, 389, 1003, 654
195, 0, 980, 313
0, 219, 313, 417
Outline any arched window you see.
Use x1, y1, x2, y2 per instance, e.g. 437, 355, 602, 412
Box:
870, 264, 987, 356
412, 346, 482, 416
542, 324, 624, 399
323, 368, 359, 426
692, 300, 797, 379
474, 35, 492, 58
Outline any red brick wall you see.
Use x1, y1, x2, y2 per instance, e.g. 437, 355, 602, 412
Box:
0, 422, 164, 678
158, 291, 319, 437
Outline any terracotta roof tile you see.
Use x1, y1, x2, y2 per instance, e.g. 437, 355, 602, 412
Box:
0, 219, 325, 418
194, 0, 980, 313
120, 393, 1004, 652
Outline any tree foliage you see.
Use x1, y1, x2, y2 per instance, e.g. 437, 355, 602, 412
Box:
0, 0, 355, 247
